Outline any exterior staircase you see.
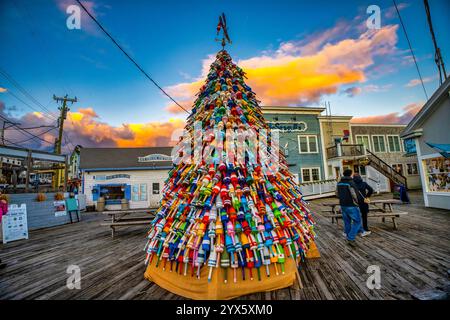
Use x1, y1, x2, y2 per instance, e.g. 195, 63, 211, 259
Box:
364, 149, 407, 188
326, 144, 408, 188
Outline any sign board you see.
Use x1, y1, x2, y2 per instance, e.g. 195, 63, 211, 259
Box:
138, 154, 172, 162
95, 174, 131, 181
75, 194, 86, 211
54, 200, 67, 217
2, 204, 28, 244
267, 121, 308, 132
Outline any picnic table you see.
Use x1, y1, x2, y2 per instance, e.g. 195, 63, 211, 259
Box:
100, 208, 156, 238
321, 199, 408, 230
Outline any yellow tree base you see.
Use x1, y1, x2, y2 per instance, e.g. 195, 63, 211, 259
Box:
144, 241, 320, 300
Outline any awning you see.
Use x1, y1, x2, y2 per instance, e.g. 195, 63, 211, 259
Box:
426, 142, 450, 158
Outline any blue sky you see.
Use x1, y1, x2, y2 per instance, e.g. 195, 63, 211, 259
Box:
0, 0, 449, 149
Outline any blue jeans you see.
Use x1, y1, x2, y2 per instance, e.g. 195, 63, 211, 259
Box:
341, 206, 363, 241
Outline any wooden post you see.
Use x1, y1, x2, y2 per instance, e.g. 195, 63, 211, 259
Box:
25, 150, 31, 193
64, 155, 68, 192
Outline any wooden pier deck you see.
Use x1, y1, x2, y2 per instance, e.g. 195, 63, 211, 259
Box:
0, 191, 449, 300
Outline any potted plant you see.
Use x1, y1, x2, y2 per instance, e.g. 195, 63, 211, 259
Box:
54, 192, 65, 200
36, 193, 47, 202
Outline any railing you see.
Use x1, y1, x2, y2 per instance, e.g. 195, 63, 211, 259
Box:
299, 179, 337, 199
326, 144, 365, 159
365, 149, 407, 187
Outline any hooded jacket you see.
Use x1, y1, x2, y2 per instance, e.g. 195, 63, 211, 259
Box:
353, 175, 374, 205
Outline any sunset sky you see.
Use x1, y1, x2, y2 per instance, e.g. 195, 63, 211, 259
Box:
0, 0, 449, 152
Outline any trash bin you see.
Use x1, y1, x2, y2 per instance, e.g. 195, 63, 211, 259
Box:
96, 197, 105, 212
393, 184, 410, 203
399, 185, 410, 203
121, 198, 129, 210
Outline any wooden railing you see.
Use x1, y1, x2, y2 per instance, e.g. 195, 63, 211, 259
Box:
326, 144, 365, 159
325, 143, 408, 188
365, 150, 407, 187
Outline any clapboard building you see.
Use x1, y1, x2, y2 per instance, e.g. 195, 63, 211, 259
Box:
80, 147, 173, 210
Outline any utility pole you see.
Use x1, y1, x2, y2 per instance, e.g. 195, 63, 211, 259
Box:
1, 120, 20, 145
423, 0, 447, 84
53, 94, 77, 190
53, 94, 77, 154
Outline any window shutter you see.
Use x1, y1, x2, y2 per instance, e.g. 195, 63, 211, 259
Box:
125, 185, 131, 200
92, 185, 99, 201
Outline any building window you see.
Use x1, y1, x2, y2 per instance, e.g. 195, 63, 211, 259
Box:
372, 135, 386, 153
387, 135, 401, 152
301, 167, 321, 182
423, 156, 450, 192
132, 183, 148, 201
354, 165, 367, 176
298, 135, 318, 153
407, 163, 418, 175
403, 138, 417, 155
152, 182, 160, 195
99, 185, 126, 204
391, 164, 404, 175
356, 135, 371, 151
284, 143, 289, 157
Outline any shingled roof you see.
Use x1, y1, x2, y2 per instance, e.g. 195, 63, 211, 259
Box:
79, 147, 174, 171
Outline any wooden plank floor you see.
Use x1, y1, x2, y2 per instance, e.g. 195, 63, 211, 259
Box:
0, 190, 449, 300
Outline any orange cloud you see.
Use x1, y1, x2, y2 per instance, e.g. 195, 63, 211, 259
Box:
0, 87, 7, 93
165, 24, 399, 109
65, 109, 185, 148
351, 102, 423, 124
0, 101, 185, 151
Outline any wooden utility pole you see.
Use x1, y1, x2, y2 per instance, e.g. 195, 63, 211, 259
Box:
53, 94, 77, 190
1, 120, 20, 145
53, 94, 77, 155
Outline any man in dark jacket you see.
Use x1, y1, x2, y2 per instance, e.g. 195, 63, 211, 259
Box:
353, 173, 374, 233
335, 169, 363, 246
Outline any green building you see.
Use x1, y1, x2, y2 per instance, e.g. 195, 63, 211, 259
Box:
262, 106, 326, 183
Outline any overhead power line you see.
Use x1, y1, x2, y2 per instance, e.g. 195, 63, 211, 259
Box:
5, 90, 57, 122
5, 125, 56, 131
0, 67, 57, 119
0, 114, 55, 146
75, 0, 190, 114
6, 127, 56, 145
392, 0, 429, 100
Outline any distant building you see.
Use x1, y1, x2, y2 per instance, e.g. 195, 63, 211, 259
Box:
318, 115, 353, 179
80, 147, 173, 210
401, 77, 450, 210
350, 124, 421, 190
262, 106, 326, 183
68, 145, 82, 180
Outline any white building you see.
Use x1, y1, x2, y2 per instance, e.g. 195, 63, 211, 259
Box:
401, 77, 450, 210
80, 147, 173, 210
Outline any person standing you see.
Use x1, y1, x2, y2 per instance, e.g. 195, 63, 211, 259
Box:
0, 192, 8, 269
335, 169, 364, 246
353, 173, 374, 235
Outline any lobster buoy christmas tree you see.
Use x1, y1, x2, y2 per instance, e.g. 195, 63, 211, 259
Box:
143, 14, 319, 299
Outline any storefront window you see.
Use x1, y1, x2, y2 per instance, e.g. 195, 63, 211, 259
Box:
100, 185, 125, 203
423, 157, 450, 192
407, 163, 418, 175
132, 183, 148, 201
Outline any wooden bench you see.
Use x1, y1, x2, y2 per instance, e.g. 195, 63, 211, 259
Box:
101, 219, 152, 238
101, 208, 156, 238
322, 209, 408, 230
